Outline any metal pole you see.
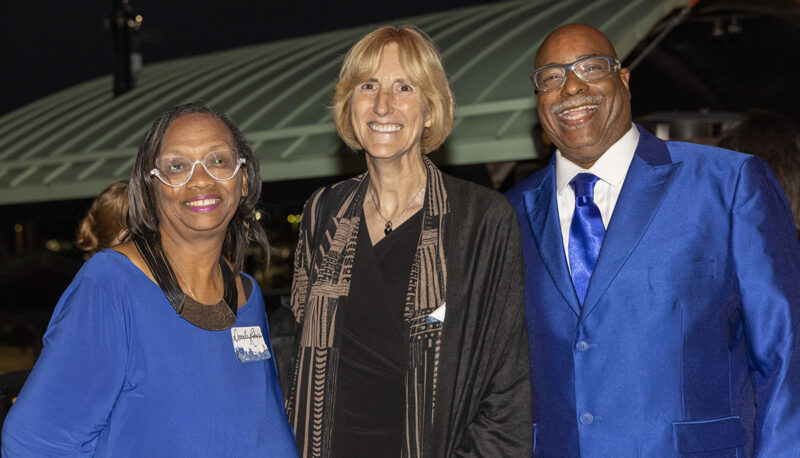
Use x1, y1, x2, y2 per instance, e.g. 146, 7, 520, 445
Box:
110, 0, 134, 96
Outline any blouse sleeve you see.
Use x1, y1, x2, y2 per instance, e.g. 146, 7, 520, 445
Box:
1, 272, 129, 457
290, 186, 326, 325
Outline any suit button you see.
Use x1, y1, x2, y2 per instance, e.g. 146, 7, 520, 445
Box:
580, 412, 594, 425
576, 341, 589, 351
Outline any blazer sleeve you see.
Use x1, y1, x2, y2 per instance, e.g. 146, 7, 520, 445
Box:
1, 275, 128, 457
454, 204, 533, 457
732, 157, 800, 455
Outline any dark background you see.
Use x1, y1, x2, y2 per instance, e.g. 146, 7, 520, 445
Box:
1, 0, 493, 117
4, 1, 798, 118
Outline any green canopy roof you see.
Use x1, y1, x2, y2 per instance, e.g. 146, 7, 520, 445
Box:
0, 0, 688, 204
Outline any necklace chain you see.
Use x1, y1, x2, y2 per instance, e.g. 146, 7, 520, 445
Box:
369, 180, 425, 235
172, 261, 196, 300
164, 249, 216, 302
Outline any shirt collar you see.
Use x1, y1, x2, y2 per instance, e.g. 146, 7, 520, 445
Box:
555, 124, 639, 194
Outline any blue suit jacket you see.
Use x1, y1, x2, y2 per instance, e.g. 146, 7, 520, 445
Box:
506, 125, 800, 457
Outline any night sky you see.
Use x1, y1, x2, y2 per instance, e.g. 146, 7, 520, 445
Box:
1, 0, 495, 117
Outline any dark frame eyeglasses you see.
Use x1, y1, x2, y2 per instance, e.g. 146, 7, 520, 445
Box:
531, 55, 621, 94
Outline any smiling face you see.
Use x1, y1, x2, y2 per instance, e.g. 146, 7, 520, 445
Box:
350, 42, 431, 162
535, 25, 632, 168
154, 113, 245, 241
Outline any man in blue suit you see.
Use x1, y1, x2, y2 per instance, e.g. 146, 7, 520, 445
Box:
506, 24, 800, 456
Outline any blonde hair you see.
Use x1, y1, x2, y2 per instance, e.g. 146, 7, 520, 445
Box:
76, 181, 129, 256
332, 24, 455, 154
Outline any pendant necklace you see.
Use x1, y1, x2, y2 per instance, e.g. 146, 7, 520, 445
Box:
133, 236, 238, 330
167, 251, 212, 303
370, 180, 425, 235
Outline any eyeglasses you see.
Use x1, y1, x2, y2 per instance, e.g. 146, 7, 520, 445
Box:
531, 55, 621, 93
150, 149, 246, 187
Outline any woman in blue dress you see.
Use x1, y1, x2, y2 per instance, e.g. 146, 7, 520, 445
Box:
1, 103, 298, 457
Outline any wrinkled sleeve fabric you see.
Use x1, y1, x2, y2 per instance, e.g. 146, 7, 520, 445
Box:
290, 186, 326, 326
732, 157, 800, 456
454, 203, 533, 457
1, 274, 128, 457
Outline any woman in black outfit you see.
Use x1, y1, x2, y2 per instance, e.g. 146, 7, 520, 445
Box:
286, 25, 532, 457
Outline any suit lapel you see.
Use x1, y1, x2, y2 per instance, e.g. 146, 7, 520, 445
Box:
580, 126, 682, 320
523, 165, 582, 317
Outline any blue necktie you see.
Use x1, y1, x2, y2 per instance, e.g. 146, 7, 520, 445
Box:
568, 173, 605, 305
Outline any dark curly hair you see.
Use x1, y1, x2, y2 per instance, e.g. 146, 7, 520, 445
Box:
127, 102, 269, 270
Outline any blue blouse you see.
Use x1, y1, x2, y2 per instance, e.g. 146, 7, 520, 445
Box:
1, 250, 298, 457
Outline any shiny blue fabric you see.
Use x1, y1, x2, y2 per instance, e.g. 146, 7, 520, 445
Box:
506, 125, 800, 457
568, 173, 605, 305
1, 250, 298, 457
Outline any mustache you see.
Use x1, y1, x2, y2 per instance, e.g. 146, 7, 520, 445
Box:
550, 95, 604, 114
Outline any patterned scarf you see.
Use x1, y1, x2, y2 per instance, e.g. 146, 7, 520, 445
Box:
287, 156, 449, 457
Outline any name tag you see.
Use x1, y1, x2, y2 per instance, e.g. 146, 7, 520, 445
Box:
231, 326, 271, 362
426, 303, 446, 323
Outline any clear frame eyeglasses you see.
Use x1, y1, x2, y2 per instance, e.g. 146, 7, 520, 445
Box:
150, 149, 246, 188
531, 55, 621, 94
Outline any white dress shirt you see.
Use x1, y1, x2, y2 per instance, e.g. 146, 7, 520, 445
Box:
556, 124, 639, 267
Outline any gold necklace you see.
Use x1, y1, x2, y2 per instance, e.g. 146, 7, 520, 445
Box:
369, 180, 425, 235
164, 250, 217, 302
134, 236, 238, 330
171, 260, 197, 300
